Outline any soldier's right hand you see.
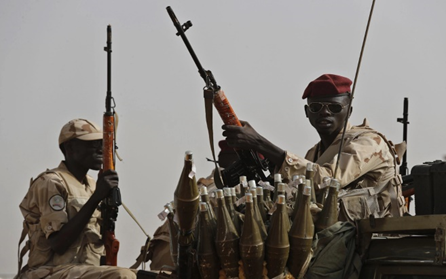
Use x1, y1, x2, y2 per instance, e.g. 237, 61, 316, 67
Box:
222, 120, 261, 151
94, 169, 119, 201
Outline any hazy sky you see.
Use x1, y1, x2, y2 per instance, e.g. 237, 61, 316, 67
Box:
1, 0, 445, 275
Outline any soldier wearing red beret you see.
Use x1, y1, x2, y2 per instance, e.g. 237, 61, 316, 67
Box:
223, 74, 407, 221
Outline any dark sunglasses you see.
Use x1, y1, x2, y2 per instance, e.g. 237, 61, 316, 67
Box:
307, 102, 347, 114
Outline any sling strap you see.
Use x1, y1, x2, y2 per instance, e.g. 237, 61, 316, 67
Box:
204, 86, 224, 189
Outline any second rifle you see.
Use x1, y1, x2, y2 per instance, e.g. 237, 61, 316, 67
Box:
166, 6, 271, 188
101, 24, 122, 266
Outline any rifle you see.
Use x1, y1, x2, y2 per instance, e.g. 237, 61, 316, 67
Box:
101, 24, 122, 266
166, 6, 271, 187
397, 97, 413, 210
397, 97, 409, 176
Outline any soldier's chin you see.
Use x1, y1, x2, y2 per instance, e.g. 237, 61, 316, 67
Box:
316, 127, 334, 135
90, 164, 102, 171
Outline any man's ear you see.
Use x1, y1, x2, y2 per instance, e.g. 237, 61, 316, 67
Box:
304, 105, 309, 118
63, 141, 74, 157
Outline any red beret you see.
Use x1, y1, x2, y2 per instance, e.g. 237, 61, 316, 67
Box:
302, 74, 352, 99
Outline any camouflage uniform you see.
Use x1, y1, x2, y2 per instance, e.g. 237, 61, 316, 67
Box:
17, 119, 136, 279
277, 119, 406, 221
17, 162, 136, 279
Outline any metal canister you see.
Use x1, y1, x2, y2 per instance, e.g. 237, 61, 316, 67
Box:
291, 177, 306, 222
197, 202, 220, 279
174, 151, 200, 279
249, 187, 268, 241
214, 189, 240, 278
240, 193, 265, 279
266, 194, 290, 278
315, 178, 340, 232
288, 185, 314, 278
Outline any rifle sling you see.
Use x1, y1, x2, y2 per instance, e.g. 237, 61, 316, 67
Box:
204, 87, 224, 189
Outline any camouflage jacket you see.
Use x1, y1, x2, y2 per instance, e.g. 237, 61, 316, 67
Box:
18, 162, 103, 276
277, 119, 406, 221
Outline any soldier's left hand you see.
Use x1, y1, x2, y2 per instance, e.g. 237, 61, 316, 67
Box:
95, 169, 119, 201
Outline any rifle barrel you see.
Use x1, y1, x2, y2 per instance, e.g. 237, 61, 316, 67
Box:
166, 6, 217, 87
105, 25, 112, 114
103, 25, 115, 171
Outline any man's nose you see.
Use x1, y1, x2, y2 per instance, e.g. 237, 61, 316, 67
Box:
319, 104, 331, 115
96, 145, 103, 153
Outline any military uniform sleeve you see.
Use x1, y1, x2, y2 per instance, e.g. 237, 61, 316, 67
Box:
276, 151, 314, 182
20, 173, 69, 238
276, 132, 392, 190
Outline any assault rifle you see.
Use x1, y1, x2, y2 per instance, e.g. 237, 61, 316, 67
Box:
166, 6, 272, 187
397, 97, 413, 209
100, 25, 122, 266
397, 97, 409, 176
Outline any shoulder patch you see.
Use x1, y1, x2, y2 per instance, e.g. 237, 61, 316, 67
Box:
49, 195, 66, 211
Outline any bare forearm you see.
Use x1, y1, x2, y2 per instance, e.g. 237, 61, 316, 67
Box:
254, 135, 286, 167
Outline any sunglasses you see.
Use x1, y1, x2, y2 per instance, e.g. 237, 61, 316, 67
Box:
307, 102, 347, 114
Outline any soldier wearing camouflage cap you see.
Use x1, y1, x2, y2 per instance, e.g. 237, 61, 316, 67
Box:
17, 119, 136, 279
58, 118, 103, 145
222, 74, 407, 222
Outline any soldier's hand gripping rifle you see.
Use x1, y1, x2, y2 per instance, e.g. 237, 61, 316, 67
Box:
166, 6, 271, 187
101, 25, 122, 266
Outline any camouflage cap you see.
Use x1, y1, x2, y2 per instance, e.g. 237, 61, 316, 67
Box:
58, 118, 102, 145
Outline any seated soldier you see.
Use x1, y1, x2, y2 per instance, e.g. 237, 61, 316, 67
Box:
222, 74, 406, 221
17, 119, 136, 279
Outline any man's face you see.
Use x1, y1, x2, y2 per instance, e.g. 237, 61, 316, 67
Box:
305, 94, 351, 136
66, 139, 103, 170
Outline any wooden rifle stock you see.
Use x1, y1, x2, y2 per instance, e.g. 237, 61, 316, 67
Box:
102, 112, 120, 266
101, 24, 121, 266
213, 90, 242, 127
103, 230, 119, 266
103, 113, 115, 171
